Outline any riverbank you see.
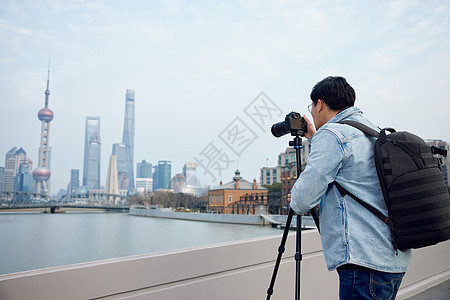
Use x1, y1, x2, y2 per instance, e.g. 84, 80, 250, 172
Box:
130, 208, 317, 228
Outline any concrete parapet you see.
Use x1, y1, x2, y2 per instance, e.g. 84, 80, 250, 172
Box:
130, 208, 316, 228
131, 208, 265, 225
0, 229, 448, 299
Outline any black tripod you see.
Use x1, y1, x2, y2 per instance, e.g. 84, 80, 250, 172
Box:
266, 135, 320, 300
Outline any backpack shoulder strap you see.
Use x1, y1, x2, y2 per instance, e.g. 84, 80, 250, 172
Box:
338, 120, 380, 138
333, 181, 393, 228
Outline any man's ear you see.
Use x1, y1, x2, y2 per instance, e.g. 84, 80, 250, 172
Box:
317, 99, 325, 113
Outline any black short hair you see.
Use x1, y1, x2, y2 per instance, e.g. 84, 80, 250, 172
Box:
310, 76, 355, 111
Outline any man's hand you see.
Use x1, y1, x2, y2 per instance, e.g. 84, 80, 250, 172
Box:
303, 115, 316, 140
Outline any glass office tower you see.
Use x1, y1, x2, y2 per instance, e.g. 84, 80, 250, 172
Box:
3, 148, 33, 192
121, 89, 135, 189
83, 116, 101, 190
69, 169, 80, 193
154, 160, 171, 190
137, 160, 152, 178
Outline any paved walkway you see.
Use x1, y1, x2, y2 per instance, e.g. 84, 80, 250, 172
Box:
405, 279, 450, 299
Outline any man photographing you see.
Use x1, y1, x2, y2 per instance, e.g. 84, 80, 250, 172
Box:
290, 76, 411, 299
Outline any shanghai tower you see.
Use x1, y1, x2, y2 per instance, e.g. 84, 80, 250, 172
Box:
122, 89, 135, 189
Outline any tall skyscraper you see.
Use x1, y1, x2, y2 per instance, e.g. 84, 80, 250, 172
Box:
1, 147, 16, 192
4, 147, 17, 165
83, 116, 101, 190
68, 169, 80, 193
152, 165, 159, 191
121, 89, 135, 188
153, 160, 171, 191
33, 64, 54, 196
3, 148, 33, 192
14, 162, 33, 192
137, 160, 152, 178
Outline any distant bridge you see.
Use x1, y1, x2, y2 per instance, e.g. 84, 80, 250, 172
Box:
59, 191, 127, 205
0, 191, 50, 203
0, 203, 129, 213
1, 191, 127, 204
0, 191, 128, 213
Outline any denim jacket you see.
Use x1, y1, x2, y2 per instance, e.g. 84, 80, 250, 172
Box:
290, 107, 411, 272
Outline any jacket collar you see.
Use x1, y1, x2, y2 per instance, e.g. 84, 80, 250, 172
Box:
327, 106, 363, 124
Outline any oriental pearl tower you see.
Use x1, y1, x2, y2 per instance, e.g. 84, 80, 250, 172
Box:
33, 63, 53, 196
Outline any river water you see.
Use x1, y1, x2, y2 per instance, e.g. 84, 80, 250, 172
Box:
0, 212, 281, 275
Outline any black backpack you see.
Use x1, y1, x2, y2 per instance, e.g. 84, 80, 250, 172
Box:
334, 120, 450, 251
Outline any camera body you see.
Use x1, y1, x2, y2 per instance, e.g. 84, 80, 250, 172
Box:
271, 111, 308, 137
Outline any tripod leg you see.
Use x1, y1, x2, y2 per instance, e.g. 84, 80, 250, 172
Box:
295, 214, 302, 300
266, 208, 294, 300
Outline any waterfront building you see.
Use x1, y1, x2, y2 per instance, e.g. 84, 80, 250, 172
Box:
83, 116, 101, 190
260, 140, 310, 194
260, 166, 281, 186
425, 139, 450, 187
68, 169, 80, 194
137, 160, 152, 178
171, 173, 186, 193
136, 178, 153, 194
281, 161, 298, 197
260, 140, 310, 186
182, 162, 197, 195
208, 170, 268, 214
153, 161, 171, 191
278, 140, 310, 168
3, 147, 33, 192
121, 89, 135, 188
32, 65, 54, 196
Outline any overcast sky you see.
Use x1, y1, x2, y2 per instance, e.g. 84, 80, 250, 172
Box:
1, 0, 449, 195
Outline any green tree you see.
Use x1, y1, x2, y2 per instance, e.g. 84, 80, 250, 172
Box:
262, 182, 282, 193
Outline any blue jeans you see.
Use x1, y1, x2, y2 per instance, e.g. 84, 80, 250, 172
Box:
338, 265, 405, 300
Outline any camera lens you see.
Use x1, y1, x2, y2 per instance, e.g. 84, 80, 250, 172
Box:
271, 121, 288, 138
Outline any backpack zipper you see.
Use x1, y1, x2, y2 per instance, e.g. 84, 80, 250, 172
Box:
390, 139, 423, 169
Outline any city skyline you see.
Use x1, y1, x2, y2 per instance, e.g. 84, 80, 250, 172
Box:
1, 1, 450, 193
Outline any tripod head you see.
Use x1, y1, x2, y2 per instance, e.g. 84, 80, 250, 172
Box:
289, 135, 303, 148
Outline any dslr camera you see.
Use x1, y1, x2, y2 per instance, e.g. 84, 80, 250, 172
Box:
271, 111, 308, 137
